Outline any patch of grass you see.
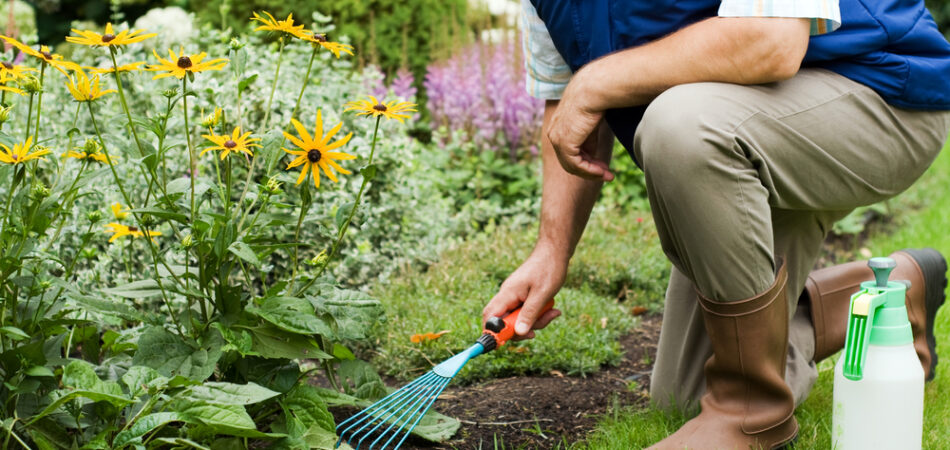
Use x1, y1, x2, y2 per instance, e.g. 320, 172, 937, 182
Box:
366, 209, 669, 383
575, 141, 950, 448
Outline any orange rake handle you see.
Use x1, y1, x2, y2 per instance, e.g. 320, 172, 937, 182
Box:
480, 300, 555, 349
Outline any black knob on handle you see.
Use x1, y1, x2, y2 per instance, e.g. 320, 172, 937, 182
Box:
485, 316, 505, 333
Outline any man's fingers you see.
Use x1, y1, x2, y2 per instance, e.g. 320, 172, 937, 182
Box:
513, 292, 554, 336
482, 286, 526, 325
531, 309, 562, 330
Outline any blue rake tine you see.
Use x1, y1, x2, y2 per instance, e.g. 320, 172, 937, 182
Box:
354, 375, 444, 448
369, 375, 452, 449
389, 376, 454, 449
336, 372, 439, 445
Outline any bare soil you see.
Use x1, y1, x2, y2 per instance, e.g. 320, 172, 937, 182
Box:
330, 315, 662, 449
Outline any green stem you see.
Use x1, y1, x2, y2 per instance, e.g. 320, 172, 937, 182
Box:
290, 46, 318, 122
24, 92, 33, 142
181, 77, 208, 325
110, 48, 147, 158
297, 116, 381, 296
287, 184, 309, 292
86, 102, 186, 337
41, 160, 89, 252
33, 64, 45, 145
262, 38, 285, 128
65, 102, 81, 151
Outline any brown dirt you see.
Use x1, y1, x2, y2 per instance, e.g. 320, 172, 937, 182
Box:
330, 315, 662, 449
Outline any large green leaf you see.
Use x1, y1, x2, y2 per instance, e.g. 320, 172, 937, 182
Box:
132, 327, 224, 381
103, 279, 164, 299
172, 399, 283, 438
29, 389, 132, 425
121, 366, 166, 398
338, 360, 386, 401
247, 326, 333, 361
281, 384, 334, 432
184, 382, 279, 405
228, 240, 261, 266
112, 412, 184, 448
311, 290, 383, 341
248, 296, 334, 337
62, 360, 126, 398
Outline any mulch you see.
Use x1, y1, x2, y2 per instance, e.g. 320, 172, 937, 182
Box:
329, 315, 662, 449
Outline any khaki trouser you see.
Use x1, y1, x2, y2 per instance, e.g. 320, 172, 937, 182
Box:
632, 68, 950, 412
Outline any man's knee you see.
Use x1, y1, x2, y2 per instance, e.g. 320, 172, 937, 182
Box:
634, 83, 745, 182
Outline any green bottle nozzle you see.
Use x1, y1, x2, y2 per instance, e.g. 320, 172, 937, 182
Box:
869, 257, 896, 287
842, 256, 913, 381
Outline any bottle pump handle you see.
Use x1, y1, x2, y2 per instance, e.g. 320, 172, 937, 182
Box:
868, 257, 897, 288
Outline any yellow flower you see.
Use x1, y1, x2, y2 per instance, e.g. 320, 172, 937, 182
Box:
89, 61, 146, 74
282, 110, 354, 189
201, 127, 261, 160
344, 96, 417, 123
65, 70, 116, 102
250, 11, 310, 40
302, 33, 354, 58
0, 37, 81, 76
0, 137, 49, 165
104, 222, 161, 243
111, 202, 129, 220
66, 23, 156, 48
0, 83, 24, 96
0, 60, 35, 81
146, 47, 228, 80
201, 107, 223, 129
62, 150, 116, 164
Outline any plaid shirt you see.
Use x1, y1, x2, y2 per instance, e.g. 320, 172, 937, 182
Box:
522, 0, 842, 99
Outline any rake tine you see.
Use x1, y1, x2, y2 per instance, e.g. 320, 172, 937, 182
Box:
356, 377, 442, 449
337, 372, 438, 444
368, 376, 451, 449
388, 377, 453, 449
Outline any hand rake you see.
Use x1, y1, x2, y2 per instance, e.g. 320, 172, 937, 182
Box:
335, 301, 554, 449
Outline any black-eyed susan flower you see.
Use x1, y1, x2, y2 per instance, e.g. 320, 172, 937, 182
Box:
65, 70, 115, 102
282, 110, 354, 189
0, 60, 35, 81
302, 33, 354, 58
146, 47, 228, 80
251, 11, 310, 40
104, 222, 161, 243
0, 37, 81, 76
0, 137, 49, 165
344, 96, 417, 123
63, 143, 116, 164
201, 127, 261, 160
0, 81, 24, 96
111, 202, 129, 220
66, 23, 156, 48
90, 61, 146, 74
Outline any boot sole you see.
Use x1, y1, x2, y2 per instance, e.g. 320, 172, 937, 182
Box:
901, 248, 947, 381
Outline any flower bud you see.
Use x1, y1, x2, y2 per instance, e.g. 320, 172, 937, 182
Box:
161, 87, 179, 98
81, 247, 97, 259
18, 74, 41, 94
87, 210, 103, 222
82, 138, 101, 156
31, 182, 50, 199
39, 280, 52, 290
306, 250, 329, 267
229, 38, 244, 51
0, 105, 13, 123
264, 175, 283, 195
181, 233, 195, 249
202, 107, 222, 128
140, 213, 155, 227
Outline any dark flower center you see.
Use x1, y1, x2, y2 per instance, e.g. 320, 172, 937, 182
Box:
307, 149, 322, 163
311, 33, 327, 42
40, 51, 52, 60
2, 62, 12, 69
177, 56, 192, 69
128, 226, 138, 232
373, 103, 387, 112
10, 154, 17, 161
102, 34, 116, 43
224, 140, 237, 149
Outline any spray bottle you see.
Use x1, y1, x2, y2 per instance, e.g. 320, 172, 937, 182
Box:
832, 257, 924, 449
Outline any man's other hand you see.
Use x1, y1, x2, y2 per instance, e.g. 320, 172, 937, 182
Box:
546, 92, 614, 182
482, 247, 565, 340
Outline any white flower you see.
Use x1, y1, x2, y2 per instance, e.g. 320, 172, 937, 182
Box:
133, 6, 195, 47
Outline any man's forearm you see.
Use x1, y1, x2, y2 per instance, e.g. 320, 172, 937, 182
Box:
536, 100, 612, 260
576, 17, 811, 111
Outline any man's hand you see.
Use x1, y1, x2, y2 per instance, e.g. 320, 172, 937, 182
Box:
482, 247, 565, 339
547, 85, 614, 182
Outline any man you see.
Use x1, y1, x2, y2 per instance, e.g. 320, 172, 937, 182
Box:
481, 0, 950, 448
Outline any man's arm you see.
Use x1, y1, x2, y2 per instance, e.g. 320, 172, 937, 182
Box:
549, 16, 811, 180
482, 99, 614, 336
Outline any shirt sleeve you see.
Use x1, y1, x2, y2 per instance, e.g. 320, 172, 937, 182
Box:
718, 0, 841, 35
520, 0, 572, 100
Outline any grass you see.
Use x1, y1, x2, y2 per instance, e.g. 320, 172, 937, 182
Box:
366, 208, 669, 384
574, 141, 950, 448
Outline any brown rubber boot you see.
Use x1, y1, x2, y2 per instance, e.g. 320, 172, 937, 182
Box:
649, 261, 798, 450
804, 248, 947, 380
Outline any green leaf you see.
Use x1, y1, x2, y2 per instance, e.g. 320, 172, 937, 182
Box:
63, 361, 126, 397
132, 327, 224, 381
360, 163, 377, 181
184, 382, 279, 405
166, 177, 191, 195
248, 296, 334, 337
62, 288, 145, 322
410, 409, 461, 443
121, 366, 166, 398
228, 240, 261, 266
311, 290, 384, 340
25, 366, 55, 377
335, 201, 354, 230
29, 389, 133, 425
113, 412, 183, 449
281, 384, 334, 432
152, 437, 211, 450
333, 344, 355, 361
0, 326, 29, 340
171, 399, 280, 438
337, 360, 386, 401
308, 387, 368, 408
103, 279, 164, 299
238, 74, 258, 94
247, 326, 332, 360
